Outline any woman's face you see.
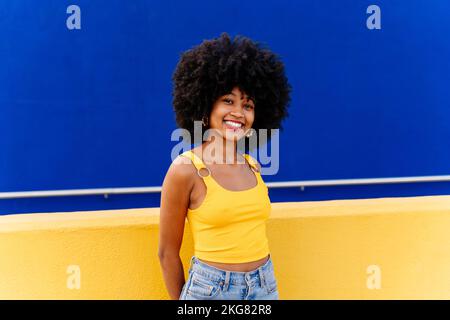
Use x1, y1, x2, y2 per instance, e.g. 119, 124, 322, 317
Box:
208, 86, 255, 142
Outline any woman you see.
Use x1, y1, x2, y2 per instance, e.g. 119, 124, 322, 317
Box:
158, 33, 291, 300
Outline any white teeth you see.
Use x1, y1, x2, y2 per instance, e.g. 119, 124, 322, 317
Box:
224, 121, 243, 128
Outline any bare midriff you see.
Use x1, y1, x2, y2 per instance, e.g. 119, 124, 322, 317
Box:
198, 255, 270, 272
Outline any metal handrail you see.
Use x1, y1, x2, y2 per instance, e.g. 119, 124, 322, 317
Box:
1, 175, 450, 199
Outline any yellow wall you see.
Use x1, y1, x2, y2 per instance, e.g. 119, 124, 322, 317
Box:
1, 195, 450, 299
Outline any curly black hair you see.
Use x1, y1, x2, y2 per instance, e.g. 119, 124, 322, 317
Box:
172, 32, 291, 148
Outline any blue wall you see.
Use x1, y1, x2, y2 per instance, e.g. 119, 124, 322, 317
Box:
1, 0, 450, 215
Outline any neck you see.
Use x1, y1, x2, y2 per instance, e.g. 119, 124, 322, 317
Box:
200, 133, 244, 166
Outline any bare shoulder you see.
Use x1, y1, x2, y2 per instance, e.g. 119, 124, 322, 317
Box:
163, 154, 196, 189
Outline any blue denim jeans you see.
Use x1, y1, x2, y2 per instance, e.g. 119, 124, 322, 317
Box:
179, 255, 279, 300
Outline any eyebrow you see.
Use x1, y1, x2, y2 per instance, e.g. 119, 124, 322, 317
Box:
228, 92, 254, 102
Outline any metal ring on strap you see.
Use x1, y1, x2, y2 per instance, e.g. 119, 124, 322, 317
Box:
197, 167, 211, 178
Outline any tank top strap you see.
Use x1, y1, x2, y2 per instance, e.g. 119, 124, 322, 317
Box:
179, 150, 217, 186
243, 154, 267, 192
180, 150, 205, 170
243, 153, 260, 174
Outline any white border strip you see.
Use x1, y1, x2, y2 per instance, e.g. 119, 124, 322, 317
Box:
1, 175, 450, 199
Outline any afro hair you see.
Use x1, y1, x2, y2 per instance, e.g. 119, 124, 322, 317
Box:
172, 32, 291, 147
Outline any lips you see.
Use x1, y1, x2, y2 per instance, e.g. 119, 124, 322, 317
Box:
224, 120, 243, 129
224, 119, 244, 125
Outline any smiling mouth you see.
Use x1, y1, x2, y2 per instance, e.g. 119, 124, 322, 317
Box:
223, 120, 244, 132
225, 124, 244, 133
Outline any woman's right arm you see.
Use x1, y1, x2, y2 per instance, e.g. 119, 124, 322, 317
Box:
158, 156, 194, 300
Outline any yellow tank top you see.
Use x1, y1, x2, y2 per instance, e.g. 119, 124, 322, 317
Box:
179, 150, 272, 263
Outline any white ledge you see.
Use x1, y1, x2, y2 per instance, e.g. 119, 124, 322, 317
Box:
1, 175, 450, 199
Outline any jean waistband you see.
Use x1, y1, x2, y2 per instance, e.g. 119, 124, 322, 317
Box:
189, 255, 273, 286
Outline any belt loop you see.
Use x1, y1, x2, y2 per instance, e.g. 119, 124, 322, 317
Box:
223, 271, 231, 292
188, 256, 196, 272
258, 267, 266, 289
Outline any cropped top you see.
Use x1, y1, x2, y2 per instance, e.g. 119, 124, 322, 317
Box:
179, 150, 272, 263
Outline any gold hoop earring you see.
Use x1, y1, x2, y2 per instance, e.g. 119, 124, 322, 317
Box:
202, 115, 209, 127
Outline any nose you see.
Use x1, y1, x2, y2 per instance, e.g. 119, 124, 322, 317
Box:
229, 103, 246, 117
230, 110, 244, 117
228, 111, 245, 123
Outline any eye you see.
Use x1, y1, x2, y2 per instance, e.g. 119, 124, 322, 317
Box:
245, 104, 254, 110
223, 98, 233, 105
